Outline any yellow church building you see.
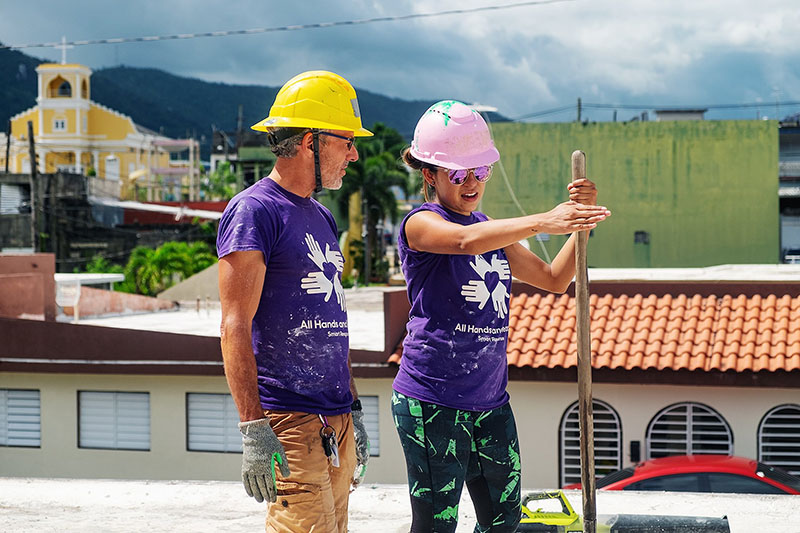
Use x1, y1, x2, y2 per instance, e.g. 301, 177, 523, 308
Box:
3, 62, 198, 201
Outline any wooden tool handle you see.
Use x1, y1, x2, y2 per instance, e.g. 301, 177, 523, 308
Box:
572, 150, 586, 181
572, 149, 596, 533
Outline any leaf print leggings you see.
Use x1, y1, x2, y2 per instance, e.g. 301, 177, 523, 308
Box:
391, 391, 521, 533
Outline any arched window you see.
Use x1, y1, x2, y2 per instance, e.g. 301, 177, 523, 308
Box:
81, 79, 89, 99
48, 76, 72, 98
646, 402, 733, 459
758, 404, 800, 476
559, 399, 622, 487
57, 81, 72, 97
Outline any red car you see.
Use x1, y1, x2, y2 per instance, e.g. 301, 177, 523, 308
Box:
564, 455, 800, 494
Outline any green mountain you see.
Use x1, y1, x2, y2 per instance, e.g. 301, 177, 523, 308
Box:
1, 46, 508, 157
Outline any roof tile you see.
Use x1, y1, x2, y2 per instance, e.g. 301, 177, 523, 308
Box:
391, 289, 800, 375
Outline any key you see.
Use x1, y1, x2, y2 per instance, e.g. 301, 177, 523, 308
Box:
320, 425, 340, 468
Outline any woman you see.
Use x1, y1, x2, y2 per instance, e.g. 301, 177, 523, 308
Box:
392, 100, 610, 533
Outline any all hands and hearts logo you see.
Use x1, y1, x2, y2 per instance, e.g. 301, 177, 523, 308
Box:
300, 233, 346, 311
461, 253, 511, 319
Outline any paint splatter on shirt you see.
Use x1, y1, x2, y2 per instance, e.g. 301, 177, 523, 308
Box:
217, 178, 351, 415
394, 202, 510, 411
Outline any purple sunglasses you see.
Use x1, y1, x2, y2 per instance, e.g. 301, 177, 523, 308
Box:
445, 165, 493, 185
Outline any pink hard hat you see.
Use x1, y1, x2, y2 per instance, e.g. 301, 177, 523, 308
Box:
409, 100, 500, 170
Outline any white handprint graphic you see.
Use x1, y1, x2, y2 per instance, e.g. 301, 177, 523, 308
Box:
324, 243, 344, 273
491, 255, 511, 280
332, 274, 345, 309
305, 233, 327, 270
470, 254, 492, 279
460, 252, 510, 319
301, 233, 346, 311
491, 282, 509, 319
461, 279, 491, 310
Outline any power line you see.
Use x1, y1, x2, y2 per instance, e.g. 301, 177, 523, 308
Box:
514, 105, 576, 121
0, 0, 577, 51
583, 101, 800, 111
514, 100, 800, 121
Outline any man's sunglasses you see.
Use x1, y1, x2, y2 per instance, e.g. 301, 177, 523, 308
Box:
444, 165, 493, 185
318, 131, 355, 151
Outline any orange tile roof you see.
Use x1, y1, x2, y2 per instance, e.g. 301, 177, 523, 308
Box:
389, 291, 800, 373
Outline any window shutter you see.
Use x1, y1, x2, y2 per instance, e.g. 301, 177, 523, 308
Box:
360, 395, 380, 457
187, 393, 242, 453
758, 404, 800, 476
79, 391, 150, 450
0, 184, 25, 214
0, 389, 41, 447
560, 399, 622, 486
647, 403, 732, 459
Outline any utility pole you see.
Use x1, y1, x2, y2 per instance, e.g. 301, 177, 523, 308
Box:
236, 105, 244, 190
577, 98, 582, 123
5, 120, 10, 173
49, 173, 59, 264
362, 189, 370, 285
27, 121, 38, 252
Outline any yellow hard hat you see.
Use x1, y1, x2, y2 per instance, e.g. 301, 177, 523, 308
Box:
252, 70, 373, 137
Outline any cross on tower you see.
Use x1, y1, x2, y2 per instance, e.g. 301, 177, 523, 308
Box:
54, 36, 73, 64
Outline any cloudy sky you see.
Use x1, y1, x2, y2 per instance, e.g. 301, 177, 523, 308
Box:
2, 0, 799, 121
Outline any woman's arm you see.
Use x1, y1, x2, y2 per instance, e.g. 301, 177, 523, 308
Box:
504, 235, 578, 293
503, 178, 605, 293
405, 200, 609, 256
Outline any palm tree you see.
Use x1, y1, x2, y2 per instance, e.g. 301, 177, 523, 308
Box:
203, 161, 238, 200
123, 241, 217, 296
329, 123, 416, 282
187, 241, 217, 276
124, 246, 161, 296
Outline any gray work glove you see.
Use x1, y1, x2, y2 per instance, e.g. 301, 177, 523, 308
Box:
238, 418, 290, 503
351, 410, 370, 488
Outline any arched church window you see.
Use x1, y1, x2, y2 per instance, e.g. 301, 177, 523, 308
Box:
48, 76, 72, 98
58, 81, 72, 97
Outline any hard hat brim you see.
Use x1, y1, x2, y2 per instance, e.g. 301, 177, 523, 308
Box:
251, 117, 373, 137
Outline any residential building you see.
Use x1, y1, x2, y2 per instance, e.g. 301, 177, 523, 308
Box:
485, 119, 782, 267
780, 113, 800, 262
2, 255, 798, 488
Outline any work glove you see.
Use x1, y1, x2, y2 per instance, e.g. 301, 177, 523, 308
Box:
351, 410, 370, 488
238, 418, 291, 503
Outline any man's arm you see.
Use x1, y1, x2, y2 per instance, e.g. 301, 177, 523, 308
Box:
347, 351, 358, 401
219, 250, 267, 422
220, 250, 291, 503
348, 351, 370, 488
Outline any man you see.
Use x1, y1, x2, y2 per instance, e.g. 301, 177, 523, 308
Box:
216, 70, 372, 533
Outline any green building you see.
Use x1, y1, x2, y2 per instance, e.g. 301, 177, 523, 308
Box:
484, 120, 779, 267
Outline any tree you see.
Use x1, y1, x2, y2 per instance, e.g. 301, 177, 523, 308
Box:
328, 123, 416, 283
74, 254, 133, 292
122, 241, 217, 296
202, 161, 238, 200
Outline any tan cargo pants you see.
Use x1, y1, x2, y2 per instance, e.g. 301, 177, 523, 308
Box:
265, 410, 356, 533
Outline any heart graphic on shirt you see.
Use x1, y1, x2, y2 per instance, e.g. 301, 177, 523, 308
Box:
300, 233, 346, 311
460, 253, 510, 319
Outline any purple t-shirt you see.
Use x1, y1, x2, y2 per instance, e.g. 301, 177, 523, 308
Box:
393, 202, 511, 411
216, 178, 352, 415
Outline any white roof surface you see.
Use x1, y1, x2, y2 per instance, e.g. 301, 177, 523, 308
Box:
54, 273, 126, 285
587, 264, 800, 282
76, 288, 388, 352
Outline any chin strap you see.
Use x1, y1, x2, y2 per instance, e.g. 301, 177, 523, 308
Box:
312, 129, 322, 194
